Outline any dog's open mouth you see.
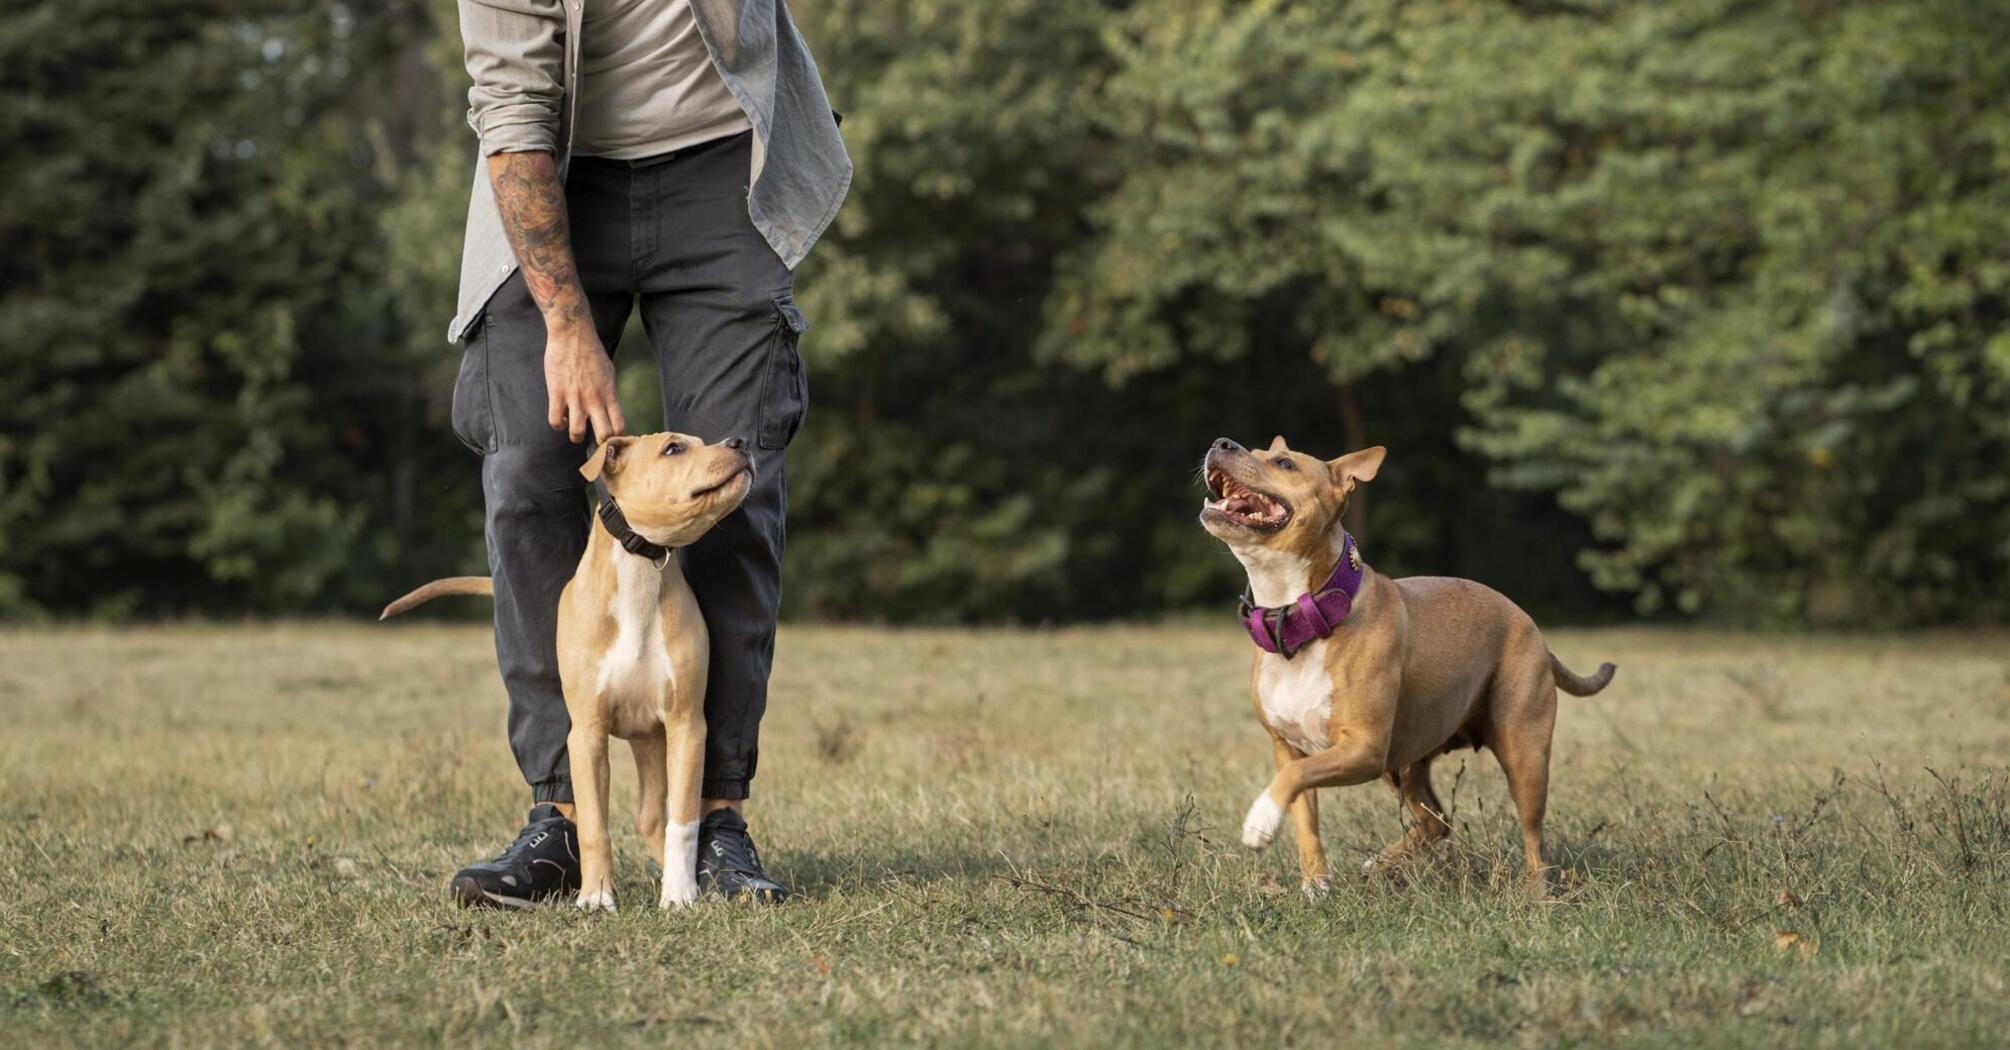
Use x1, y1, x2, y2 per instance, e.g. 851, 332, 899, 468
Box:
1203, 469, 1291, 531
691, 465, 751, 498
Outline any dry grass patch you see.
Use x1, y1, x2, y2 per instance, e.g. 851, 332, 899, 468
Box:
2, 623, 2007, 1046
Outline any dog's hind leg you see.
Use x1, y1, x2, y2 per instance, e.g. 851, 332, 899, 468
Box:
658, 717, 705, 907
1493, 738, 1553, 899
1486, 650, 1559, 898
570, 725, 618, 911
1364, 758, 1452, 878
631, 733, 668, 870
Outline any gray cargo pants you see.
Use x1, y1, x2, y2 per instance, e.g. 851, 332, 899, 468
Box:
449, 131, 807, 803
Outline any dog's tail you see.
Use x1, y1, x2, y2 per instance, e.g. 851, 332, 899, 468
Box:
1550, 652, 1617, 696
380, 576, 493, 620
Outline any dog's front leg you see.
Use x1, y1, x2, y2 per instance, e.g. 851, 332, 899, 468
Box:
569, 723, 618, 911
657, 716, 705, 907
631, 733, 668, 870
1243, 730, 1390, 852
1265, 733, 1329, 895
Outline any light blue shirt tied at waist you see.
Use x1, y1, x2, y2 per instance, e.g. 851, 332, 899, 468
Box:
449, 0, 853, 343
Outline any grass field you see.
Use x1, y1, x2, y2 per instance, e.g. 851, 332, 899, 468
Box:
3, 623, 2007, 1047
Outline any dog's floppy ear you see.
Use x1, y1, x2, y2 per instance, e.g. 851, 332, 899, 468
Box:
1267, 435, 1290, 454
1327, 445, 1386, 493
579, 436, 637, 482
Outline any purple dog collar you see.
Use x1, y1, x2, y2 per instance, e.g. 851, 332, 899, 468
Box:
1238, 531, 1365, 659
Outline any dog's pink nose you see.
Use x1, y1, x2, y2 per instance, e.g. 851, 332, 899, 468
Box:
1214, 438, 1243, 454
723, 436, 747, 451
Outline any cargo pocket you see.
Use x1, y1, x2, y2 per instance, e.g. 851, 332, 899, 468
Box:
757, 294, 810, 449
449, 317, 496, 455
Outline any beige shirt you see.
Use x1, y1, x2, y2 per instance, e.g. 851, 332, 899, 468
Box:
572, 0, 752, 160
453, 0, 853, 341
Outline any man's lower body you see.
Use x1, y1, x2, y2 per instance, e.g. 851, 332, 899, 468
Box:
446, 131, 805, 906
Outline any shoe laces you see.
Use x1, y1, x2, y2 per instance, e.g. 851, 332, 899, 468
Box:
492, 820, 560, 864
704, 824, 764, 874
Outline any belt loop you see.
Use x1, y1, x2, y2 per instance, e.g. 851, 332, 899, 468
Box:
1296, 593, 1331, 637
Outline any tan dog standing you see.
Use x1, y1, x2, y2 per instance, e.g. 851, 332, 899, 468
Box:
1199, 436, 1614, 896
383, 432, 752, 910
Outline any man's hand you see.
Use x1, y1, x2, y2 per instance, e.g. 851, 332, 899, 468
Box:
487, 149, 626, 444
544, 321, 626, 444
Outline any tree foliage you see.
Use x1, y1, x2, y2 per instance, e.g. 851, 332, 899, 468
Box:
0, 0, 477, 617
1048, 0, 2010, 624
4, 0, 2003, 625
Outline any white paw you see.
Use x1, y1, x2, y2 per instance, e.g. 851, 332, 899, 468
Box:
659, 820, 700, 908
1241, 793, 1284, 850
658, 875, 698, 908
1301, 876, 1331, 900
576, 889, 617, 912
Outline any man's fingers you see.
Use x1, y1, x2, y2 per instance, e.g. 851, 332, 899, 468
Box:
587, 402, 616, 447
545, 352, 621, 441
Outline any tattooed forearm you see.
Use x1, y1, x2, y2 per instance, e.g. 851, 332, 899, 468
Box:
488, 151, 591, 329
487, 151, 623, 442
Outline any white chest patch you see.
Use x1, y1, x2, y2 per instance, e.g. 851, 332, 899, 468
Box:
1257, 639, 1333, 754
595, 554, 675, 705
1231, 530, 1355, 757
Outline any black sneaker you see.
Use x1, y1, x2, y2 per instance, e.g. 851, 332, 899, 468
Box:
449, 803, 580, 909
696, 808, 789, 903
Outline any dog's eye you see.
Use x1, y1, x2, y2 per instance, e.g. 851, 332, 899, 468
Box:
1274, 457, 1295, 470
663, 442, 685, 456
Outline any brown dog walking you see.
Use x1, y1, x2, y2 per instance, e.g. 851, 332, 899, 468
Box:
1200, 437, 1615, 897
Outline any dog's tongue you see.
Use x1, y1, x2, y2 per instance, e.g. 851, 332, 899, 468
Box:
1226, 497, 1257, 514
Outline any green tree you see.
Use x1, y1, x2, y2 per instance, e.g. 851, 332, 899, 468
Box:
1460, 0, 2010, 622
1049, 0, 2009, 624
0, 0, 478, 617
778, 0, 1118, 620
6, 0, 2000, 627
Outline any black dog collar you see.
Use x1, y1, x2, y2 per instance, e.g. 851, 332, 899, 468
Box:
593, 478, 672, 566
